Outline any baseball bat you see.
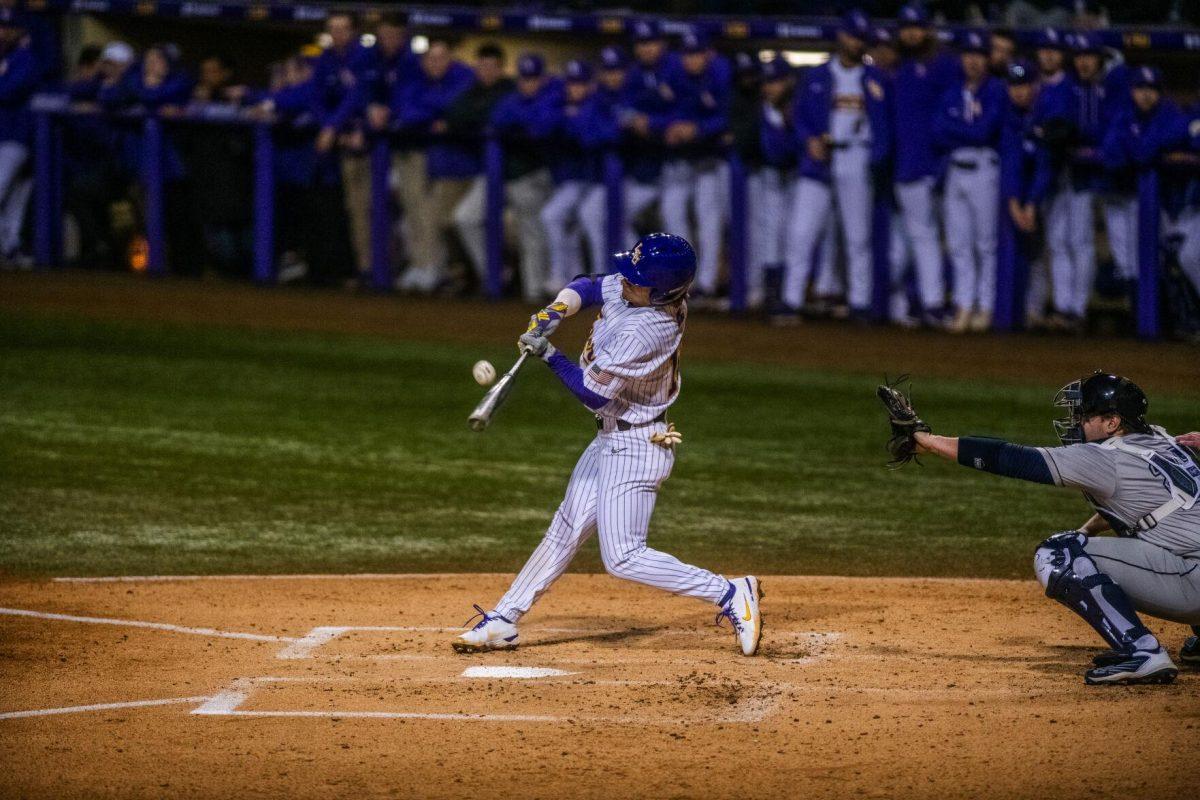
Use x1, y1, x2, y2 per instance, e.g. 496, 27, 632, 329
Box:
468, 350, 531, 432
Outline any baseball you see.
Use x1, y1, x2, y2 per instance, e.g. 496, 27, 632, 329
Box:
472, 360, 496, 386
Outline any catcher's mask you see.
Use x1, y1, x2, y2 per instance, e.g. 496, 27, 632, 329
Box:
1053, 371, 1150, 446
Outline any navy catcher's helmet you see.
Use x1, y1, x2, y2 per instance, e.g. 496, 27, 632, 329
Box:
611, 233, 696, 306
1053, 371, 1150, 445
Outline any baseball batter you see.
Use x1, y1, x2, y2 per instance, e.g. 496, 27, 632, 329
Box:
454, 233, 763, 656
879, 372, 1200, 684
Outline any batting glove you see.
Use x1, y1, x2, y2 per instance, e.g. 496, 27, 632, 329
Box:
518, 332, 556, 361
526, 301, 569, 339
649, 423, 683, 450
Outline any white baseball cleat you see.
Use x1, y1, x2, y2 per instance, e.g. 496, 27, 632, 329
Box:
716, 576, 763, 656
452, 605, 519, 654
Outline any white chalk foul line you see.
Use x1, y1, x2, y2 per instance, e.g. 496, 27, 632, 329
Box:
0, 607, 294, 643
0, 696, 212, 720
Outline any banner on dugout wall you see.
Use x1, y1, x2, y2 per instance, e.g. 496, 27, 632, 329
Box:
7, 1, 1200, 52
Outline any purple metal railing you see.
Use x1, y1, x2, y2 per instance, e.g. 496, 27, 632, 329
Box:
30, 99, 1191, 339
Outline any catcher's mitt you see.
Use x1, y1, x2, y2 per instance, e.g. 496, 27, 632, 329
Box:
877, 375, 931, 468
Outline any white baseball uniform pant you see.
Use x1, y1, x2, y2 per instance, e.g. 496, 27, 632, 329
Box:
659, 160, 728, 295
783, 147, 873, 310
494, 422, 729, 621
1102, 194, 1138, 281
943, 154, 1000, 314
1044, 181, 1097, 316
0, 141, 31, 257
747, 166, 789, 308
579, 178, 659, 272
455, 169, 553, 302
540, 180, 588, 290
1167, 206, 1200, 295
888, 213, 915, 319
1026, 255, 1051, 323
812, 214, 841, 298
894, 176, 945, 312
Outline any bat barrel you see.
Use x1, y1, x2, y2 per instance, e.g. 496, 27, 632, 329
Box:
467, 351, 529, 432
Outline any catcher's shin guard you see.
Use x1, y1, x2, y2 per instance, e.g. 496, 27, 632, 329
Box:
1034, 532, 1156, 653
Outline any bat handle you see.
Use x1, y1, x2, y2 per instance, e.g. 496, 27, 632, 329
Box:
510, 349, 532, 374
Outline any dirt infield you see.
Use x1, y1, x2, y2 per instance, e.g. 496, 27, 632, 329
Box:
2, 574, 1196, 799
3, 270, 1198, 394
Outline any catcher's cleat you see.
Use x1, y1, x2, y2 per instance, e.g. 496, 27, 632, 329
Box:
452, 605, 519, 654
1084, 647, 1178, 686
1181, 634, 1200, 666
716, 576, 763, 657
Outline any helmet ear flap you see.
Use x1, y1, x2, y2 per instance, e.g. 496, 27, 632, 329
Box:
651, 279, 693, 306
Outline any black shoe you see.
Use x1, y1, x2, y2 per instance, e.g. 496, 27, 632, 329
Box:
768, 304, 802, 327
847, 308, 875, 327
1084, 647, 1178, 685
1181, 635, 1200, 667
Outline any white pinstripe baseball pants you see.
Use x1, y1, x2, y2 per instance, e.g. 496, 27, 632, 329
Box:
494, 422, 730, 621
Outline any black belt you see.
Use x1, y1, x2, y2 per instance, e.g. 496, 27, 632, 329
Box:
951, 157, 998, 171
829, 141, 868, 150
596, 411, 667, 432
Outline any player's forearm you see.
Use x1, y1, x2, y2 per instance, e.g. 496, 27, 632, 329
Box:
915, 432, 958, 461
955, 437, 1055, 484
554, 275, 603, 315
1077, 513, 1111, 535
916, 432, 1055, 484
545, 350, 609, 411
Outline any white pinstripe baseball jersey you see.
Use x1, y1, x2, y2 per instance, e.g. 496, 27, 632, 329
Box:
580, 274, 685, 424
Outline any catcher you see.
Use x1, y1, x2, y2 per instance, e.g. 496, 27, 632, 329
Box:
878, 371, 1200, 685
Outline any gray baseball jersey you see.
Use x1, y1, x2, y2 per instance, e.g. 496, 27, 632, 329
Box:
1037, 429, 1200, 559
580, 274, 684, 425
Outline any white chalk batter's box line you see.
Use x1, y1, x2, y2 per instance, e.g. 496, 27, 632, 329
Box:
0, 607, 843, 670
190, 675, 785, 725
276, 625, 843, 662
0, 608, 841, 722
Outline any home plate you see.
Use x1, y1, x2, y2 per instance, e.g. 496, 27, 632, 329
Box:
461, 666, 575, 679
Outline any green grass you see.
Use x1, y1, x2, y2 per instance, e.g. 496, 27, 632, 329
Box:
1, 311, 1196, 579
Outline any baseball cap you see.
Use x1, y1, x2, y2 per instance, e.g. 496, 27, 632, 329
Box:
631, 19, 662, 43
680, 31, 709, 55
733, 51, 759, 78
1130, 65, 1162, 89
564, 59, 593, 83
517, 53, 545, 79
101, 41, 136, 65
599, 45, 627, 71
840, 9, 872, 40
1070, 31, 1104, 55
1036, 28, 1066, 50
0, 9, 29, 28
760, 56, 791, 82
897, 4, 931, 27
958, 30, 989, 55
1006, 60, 1035, 85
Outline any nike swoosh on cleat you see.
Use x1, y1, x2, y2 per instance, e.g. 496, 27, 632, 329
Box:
742, 598, 753, 622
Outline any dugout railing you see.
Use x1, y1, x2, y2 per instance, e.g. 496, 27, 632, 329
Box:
28, 95, 1198, 339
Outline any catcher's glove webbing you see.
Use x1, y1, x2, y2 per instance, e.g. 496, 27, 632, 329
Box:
877, 375, 931, 468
